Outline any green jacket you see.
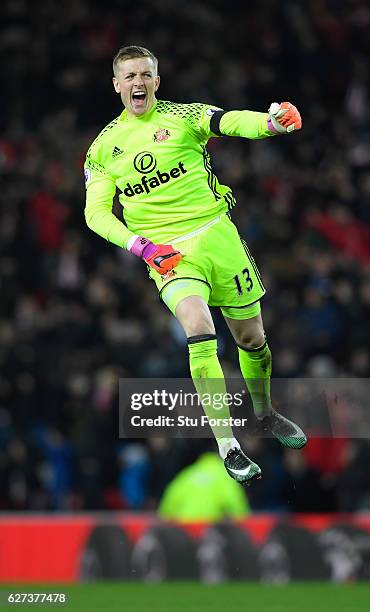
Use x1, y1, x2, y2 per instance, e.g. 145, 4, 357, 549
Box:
159, 453, 250, 522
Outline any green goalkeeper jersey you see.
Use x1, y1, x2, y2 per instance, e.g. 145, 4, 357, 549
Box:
84, 100, 272, 247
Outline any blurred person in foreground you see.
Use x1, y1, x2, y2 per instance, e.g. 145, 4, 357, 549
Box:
159, 452, 249, 522
84, 45, 306, 486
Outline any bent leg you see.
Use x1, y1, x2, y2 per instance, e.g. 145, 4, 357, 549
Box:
225, 306, 307, 448
224, 309, 272, 418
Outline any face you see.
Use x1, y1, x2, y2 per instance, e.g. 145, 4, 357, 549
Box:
113, 57, 160, 117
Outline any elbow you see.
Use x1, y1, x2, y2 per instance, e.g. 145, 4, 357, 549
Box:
84, 206, 94, 231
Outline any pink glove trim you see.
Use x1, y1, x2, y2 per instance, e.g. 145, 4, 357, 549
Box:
267, 118, 279, 134
129, 236, 157, 259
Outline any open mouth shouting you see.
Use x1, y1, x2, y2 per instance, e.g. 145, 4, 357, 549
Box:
131, 90, 147, 112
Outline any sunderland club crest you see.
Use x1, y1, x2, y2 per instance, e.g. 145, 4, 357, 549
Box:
153, 128, 171, 142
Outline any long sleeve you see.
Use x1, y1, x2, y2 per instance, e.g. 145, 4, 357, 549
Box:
216, 110, 274, 140
196, 106, 275, 141
84, 167, 134, 249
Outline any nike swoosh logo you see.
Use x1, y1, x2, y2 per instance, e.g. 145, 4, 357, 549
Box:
228, 465, 257, 477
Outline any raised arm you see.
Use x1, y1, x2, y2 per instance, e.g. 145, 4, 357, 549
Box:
208, 101, 302, 140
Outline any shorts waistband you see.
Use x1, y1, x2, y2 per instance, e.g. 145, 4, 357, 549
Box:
171, 213, 226, 244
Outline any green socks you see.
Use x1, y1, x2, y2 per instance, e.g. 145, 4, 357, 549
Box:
238, 341, 272, 418
188, 334, 234, 442
187, 334, 273, 451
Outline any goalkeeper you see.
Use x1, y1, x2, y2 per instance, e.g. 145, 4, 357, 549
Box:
84, 45, 307, 486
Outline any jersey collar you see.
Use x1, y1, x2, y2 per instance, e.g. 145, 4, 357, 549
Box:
120, 99, 158, 122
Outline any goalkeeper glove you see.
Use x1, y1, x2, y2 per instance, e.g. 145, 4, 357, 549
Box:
127, 235, 182, 275
268, 101, 302, 134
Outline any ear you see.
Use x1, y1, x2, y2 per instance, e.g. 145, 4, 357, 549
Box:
154, 75, 160, 92
113, 77, 120, 94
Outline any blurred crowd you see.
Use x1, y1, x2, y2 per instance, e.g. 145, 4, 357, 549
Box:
1, 0, 370, 513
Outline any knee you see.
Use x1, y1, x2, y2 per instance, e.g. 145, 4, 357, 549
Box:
186, 318, 214, 337
235, 328, 266, 350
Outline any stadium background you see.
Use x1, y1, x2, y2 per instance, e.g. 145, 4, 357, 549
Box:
1, 0, 370, 598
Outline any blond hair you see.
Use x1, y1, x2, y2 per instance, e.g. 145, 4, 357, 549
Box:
113, 45, 158, 76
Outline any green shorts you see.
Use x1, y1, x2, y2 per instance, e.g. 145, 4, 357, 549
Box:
148, 215, 265, 320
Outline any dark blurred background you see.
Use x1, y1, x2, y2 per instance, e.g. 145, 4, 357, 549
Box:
1, 0, 370, 514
